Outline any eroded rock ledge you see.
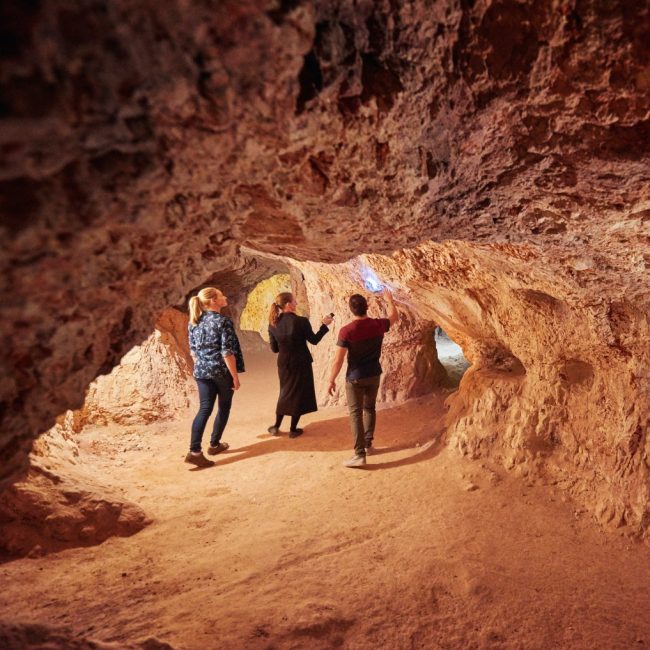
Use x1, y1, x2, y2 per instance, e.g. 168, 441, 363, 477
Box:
0, 622, 174, 650
0, 424, 149, 560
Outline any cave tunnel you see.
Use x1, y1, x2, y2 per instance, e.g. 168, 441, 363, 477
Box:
0, 1, 649, 649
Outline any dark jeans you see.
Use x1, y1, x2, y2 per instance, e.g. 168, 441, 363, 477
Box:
345, 375, 381, 456
190, 374, 234, 452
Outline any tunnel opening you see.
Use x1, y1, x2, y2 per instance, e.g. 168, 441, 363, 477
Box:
434, 326, 470, 387
240, 273, 292, 344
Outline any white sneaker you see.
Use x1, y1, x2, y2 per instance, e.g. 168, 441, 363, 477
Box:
344, 454, 367, 468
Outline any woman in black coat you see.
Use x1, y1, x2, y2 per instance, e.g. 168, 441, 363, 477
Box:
267, 292, 333, 437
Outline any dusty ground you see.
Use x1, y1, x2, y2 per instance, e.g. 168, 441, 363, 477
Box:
1, 351, 649, 650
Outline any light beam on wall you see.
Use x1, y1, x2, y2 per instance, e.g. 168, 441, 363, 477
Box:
360, 264, 384, 293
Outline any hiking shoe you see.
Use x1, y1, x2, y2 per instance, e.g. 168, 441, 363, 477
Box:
184, 452, 214, 468
288, 428, 304, 439
207, 442, 230, 455
344, 454, 367, 468
267, 425, 280, 435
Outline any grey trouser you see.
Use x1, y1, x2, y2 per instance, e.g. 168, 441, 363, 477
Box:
345, 375, 381, 456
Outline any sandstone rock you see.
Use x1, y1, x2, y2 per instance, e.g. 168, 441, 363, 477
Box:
0, 622, 174, 650
75, 307, 195, 427
0, 426, 149, 560
291, 254, 449, 406
240, 273, 291, 342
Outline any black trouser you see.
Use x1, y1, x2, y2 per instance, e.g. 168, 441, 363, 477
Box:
345, 375, 381, 456
190, 374, 233, 452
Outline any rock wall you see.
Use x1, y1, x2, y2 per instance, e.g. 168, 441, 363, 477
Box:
0, 0, 648, 538
292, 256, 448, 406
311, 241, 649, 541
0, 424, 149, 559
75, 308, 195, 428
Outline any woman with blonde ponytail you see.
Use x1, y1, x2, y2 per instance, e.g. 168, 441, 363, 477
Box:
267, 292, 333, 437
185, 287, 245, 468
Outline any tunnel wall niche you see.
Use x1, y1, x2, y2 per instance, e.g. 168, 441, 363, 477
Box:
240, 274, 291, 342
64, 308, 196, 431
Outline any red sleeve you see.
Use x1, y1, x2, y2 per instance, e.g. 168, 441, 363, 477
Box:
380, 318, 390, 333
336, 324, 350, 348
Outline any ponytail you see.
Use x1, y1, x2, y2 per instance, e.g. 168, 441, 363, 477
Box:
189, 287, 221, 325
269, 292, 294, 327
269, 302, 281, 327
189, 296, 203, 326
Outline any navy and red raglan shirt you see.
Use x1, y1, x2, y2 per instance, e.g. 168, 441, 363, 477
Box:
336, 318, 391, 381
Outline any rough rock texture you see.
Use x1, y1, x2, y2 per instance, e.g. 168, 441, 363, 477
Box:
0, 0, 648, 538
74, 308, 195, 427
0, 425, 149, 559
0, 622, 174, 650
308, 241, 649, 541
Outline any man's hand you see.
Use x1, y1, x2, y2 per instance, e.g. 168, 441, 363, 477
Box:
329, 346, 346, 396
382, 287, 398, 325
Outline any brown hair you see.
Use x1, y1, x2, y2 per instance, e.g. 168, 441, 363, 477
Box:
189, 287, 221, 325
269, 292, 294, 327
349, 294, 368, 317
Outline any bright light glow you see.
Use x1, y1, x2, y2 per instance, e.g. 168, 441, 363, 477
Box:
360, 265, 383, 293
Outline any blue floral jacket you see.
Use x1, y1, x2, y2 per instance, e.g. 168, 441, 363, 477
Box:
188, 311, 245, 380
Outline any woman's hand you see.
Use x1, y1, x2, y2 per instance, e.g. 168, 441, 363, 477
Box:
322, 314, 334, 326
327, 380, 336, 396
232, 376, 241, 391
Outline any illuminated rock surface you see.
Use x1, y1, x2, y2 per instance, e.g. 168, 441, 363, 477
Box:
240, 273, 292, 341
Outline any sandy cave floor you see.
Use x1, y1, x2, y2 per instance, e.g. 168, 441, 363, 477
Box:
1, 351, 649, 650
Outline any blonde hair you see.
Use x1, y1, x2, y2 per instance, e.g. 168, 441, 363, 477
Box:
269, 292, 293, 327
189, 287, 221, 325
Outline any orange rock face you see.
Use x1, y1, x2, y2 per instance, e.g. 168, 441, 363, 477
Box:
0, 424, 149, 559
76, 308, 195, 428
0, 0, 648, 546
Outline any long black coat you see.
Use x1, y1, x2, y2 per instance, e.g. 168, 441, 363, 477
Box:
268, 313, 329, 416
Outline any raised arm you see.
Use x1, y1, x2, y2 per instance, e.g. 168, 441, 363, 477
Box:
383, 288, 398, 326
303, 317, 329, 345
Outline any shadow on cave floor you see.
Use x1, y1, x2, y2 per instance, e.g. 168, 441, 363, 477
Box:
80, 348, 451, 473
210, 414, 446, 471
